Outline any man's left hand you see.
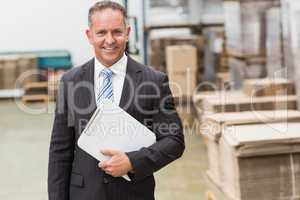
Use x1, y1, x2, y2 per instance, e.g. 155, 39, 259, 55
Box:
98, 149, 133, 177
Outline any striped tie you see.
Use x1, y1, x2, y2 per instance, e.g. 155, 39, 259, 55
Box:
97, 68, 114, 105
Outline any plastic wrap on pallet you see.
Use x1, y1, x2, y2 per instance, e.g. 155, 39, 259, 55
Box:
266, 7, 284, 78
224, 0, 279, 56
229, 57, 266, 89
281, 0, 300, 110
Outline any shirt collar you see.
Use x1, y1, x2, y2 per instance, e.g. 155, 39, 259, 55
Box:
94, 53, 127, 76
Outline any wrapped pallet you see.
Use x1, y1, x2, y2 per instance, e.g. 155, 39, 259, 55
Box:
280, 0, 300, 79
243, 78, 295, 97
224, 0, 279, 56
281, 0, 300, 110
166, 45, 198, 98
0, 55, 18, 89
16, 55, 38, 86
0, 60, 3, 89
229, 57, 266, 89
220, 123, 300, 200
202, 26, 225, 83
202, 110, 300, 188
266, 7, 284, 78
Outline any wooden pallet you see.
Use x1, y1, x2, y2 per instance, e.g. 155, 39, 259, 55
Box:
22, 81, 49, 103
23, 81, 48, 90
22, 94, 49, 103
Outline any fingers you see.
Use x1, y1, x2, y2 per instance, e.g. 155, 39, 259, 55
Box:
98, 160, 109, 169
101, 149, 120, 157
98, 149, 129, 177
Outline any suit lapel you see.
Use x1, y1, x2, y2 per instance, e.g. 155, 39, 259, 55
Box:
79, 56, 142, 118
119, 56, 142, 114
79, 58, 97, 119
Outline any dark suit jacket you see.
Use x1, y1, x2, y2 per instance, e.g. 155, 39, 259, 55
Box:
48, 56, 185, 200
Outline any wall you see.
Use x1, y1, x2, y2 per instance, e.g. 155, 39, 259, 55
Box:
0, 0, 124, 67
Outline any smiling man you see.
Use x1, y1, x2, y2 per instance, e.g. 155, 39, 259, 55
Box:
48, 1, 185, 200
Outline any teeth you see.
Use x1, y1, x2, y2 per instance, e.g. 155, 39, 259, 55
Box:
104, 47, 115, 50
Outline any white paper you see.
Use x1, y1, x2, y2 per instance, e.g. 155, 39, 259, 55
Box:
78, 100, 156, 181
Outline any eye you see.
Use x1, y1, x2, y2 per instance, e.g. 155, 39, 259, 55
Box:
113, 30, 123, 36
96, 30, 106, 36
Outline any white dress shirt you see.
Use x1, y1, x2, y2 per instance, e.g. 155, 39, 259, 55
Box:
94, 54, 127, 107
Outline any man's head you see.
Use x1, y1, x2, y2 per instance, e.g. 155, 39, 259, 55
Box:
86, 1, 130, 67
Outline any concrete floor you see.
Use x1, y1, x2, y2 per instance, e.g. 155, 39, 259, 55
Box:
0, 100, 214, 200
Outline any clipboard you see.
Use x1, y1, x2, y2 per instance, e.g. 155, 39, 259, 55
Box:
77, 100, 156, 181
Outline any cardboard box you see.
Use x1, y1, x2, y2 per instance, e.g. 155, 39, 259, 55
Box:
166, 45, 198, 73
219, 123, 300, 199
150, 36, 204, 73
202, 110, 300, 187
243, 78, 295, 97
168, 70, 197, 98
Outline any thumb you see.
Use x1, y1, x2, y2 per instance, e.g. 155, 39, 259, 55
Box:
101, 149, 119, 156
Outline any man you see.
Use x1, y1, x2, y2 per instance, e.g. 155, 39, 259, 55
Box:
48, 1, 185, 200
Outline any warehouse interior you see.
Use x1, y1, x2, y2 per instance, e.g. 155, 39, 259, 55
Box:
1, 0, 300, 199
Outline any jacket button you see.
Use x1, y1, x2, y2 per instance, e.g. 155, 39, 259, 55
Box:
103, 177, 109, 184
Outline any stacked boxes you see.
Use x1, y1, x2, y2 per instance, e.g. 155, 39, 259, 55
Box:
0, 59, 3, 89
166, 45, 198, 98
150, 35, 204, 75
219, 123, 300, 200
202, 110, 300, 188
202, 94, 297, 113
16, 55, 38, 87
0, 55, 18, 89
243, 78, 295, 97
166, 45, 198, 128
0, 55, 38, 90
193, 89, 298, 124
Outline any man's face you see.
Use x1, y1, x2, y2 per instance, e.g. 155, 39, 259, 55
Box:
86, 8, 130, 67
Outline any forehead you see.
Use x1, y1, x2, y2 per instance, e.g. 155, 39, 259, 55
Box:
90, 8, 125, 29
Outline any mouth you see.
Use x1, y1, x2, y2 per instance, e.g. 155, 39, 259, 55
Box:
102, 46, 118, 53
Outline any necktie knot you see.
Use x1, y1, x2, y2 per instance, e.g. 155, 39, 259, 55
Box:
100, 68, 113, 79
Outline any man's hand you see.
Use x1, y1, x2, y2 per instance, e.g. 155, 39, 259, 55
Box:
98, 149, 133, 177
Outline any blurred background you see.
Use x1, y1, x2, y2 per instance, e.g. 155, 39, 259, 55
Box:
1, 0, 300, 199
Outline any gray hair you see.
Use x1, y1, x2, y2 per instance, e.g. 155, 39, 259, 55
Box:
88, 1, 128, 27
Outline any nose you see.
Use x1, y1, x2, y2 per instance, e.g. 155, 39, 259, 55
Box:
105, 32, 115, 45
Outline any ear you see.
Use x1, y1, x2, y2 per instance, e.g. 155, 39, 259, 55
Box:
125, 26, 131, 42
85, 28, 93, 45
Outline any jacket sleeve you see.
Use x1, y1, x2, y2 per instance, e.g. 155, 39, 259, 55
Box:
48, 76, 75, 200
126, 74, 185, 182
